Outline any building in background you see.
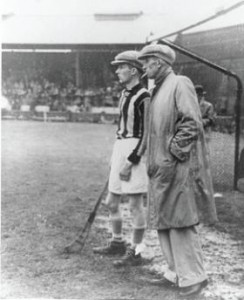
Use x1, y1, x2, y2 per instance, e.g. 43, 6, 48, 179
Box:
2, 10, 244, 113
2, 12, 150, 92
174, 24, 244, 115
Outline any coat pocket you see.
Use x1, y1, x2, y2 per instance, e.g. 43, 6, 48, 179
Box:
148, 160, 177, 182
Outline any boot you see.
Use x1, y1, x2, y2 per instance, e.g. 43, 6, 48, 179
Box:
93, 240, 126, 255
113, 247, 142, 267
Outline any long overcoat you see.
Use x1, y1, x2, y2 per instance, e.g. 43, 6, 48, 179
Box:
147, 71, 218, 230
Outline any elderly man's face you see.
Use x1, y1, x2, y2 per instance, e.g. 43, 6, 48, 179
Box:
141, 57, 161, 79
141, 57, 170, 79
115, 64, 134, 85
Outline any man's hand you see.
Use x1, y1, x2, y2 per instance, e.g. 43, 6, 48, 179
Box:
119, 160, 133, 181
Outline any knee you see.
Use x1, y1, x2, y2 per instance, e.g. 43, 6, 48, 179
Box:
130, 204, 144, 218
107, 202, 119, 214
129, 198, 146, 228
105, 193, 120, 214
131, 208, 146, 229
129, 194, 144, 214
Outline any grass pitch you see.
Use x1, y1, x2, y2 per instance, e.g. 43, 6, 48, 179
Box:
1, 121, 244, 299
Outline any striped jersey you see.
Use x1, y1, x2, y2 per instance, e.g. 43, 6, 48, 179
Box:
116, 83, 150, 164
117, 83, 150, 139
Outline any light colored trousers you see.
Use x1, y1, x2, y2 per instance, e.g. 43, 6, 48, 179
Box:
158, 225, 208, 287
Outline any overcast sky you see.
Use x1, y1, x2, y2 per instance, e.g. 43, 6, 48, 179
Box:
2, 0, 242, 16
2, 0, 244, 39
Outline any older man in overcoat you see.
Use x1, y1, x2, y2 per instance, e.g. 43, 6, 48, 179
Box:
138, 44, 218, 297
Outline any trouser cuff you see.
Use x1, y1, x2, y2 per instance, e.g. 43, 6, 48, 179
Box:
178, 275, 208, 287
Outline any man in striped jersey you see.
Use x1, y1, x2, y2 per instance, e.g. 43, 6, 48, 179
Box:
93, 50, 150, 267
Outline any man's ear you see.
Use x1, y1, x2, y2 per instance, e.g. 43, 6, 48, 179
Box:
157, 58, 164, 67
131, 67, 138, 75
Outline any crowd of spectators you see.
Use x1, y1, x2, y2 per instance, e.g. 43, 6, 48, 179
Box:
2, 76, 121, 113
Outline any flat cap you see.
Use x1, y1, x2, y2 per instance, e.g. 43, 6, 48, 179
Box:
111, 50, 143, 72
138, 44, 176, 65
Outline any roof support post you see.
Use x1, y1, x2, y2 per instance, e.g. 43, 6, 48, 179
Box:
75, 51, 80, 87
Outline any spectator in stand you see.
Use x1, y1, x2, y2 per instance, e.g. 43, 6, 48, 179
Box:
84, 91, 92, 112
1, 95, 12, 112
49, 83, 60, 111
195, 85, 216, 144
43, 78, 51, 91
67, 81, 75, 96
104, 86, 114, 106
2, 72, 126, 112
112, 82, 121, 107
38, 90, 51, 106
2, 81, 8, 97
60, 87, 68, 103
22, 88, 34, 107
73, 87, 83, 110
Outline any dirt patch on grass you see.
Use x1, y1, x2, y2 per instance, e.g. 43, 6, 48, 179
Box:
1, 121, 244, 300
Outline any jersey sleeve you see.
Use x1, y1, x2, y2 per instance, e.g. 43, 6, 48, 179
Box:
127, 93, 150, 164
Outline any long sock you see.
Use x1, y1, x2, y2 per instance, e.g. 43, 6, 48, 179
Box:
131, 228, 145, 249
110, 215, 123, 241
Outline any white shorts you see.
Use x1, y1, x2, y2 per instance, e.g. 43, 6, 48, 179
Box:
109, 138, 148, 195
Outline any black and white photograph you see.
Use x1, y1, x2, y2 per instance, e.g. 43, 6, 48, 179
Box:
1, 0, 244, 299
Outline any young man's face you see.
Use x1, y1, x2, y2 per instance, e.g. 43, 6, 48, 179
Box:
115, 64, 134, 85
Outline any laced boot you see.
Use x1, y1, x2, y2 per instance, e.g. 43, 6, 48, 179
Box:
93, 240, 126, 256
113, 247, 142, 267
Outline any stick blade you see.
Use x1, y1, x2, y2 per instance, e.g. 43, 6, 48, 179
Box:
63, 239, 85, 254
63, 223, 91, 254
